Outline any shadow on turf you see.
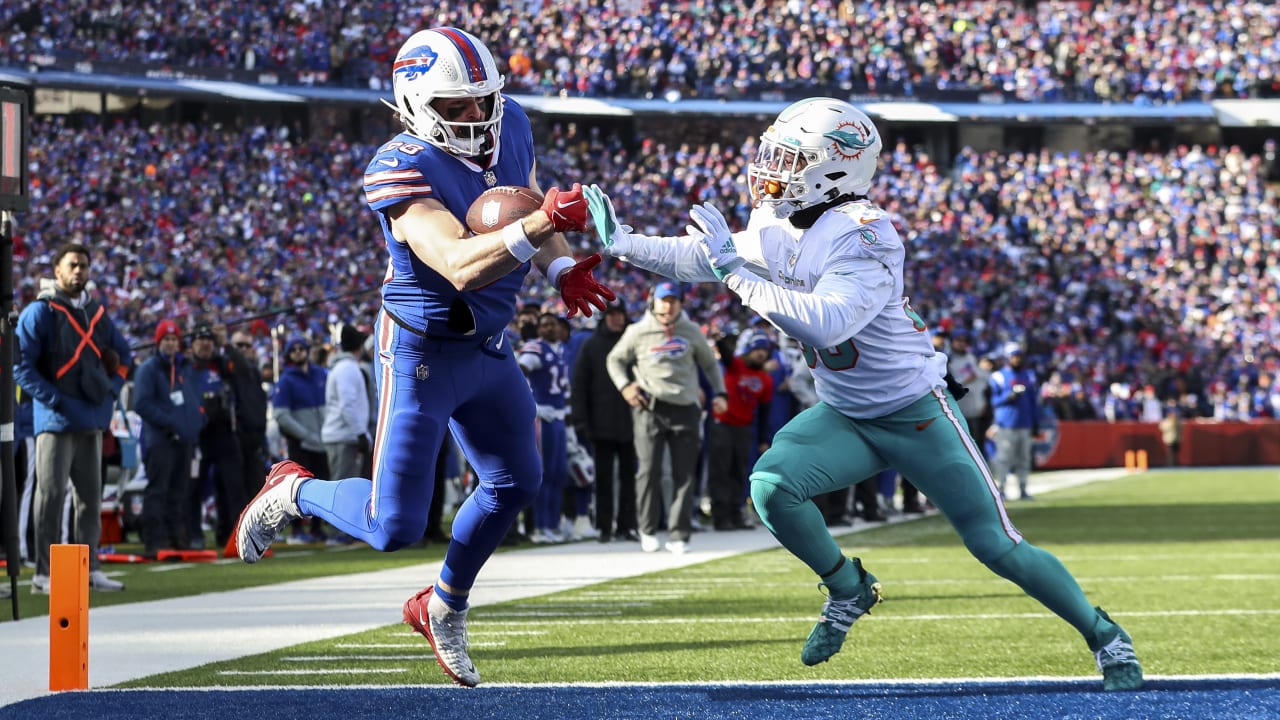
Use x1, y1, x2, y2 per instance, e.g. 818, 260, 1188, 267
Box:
888, 503, 1280, 546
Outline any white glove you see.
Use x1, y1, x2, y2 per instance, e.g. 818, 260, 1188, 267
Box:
583, 184, 635, 256
688, 202, 744, 280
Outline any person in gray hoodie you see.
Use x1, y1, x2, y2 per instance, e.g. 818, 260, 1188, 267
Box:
606, 281, 726, 555
322, 324, 372, 483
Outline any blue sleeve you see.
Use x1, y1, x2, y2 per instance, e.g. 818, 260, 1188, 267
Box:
13, 304, 58, 409
133, 363, 174, 432
363, 138, 433, 212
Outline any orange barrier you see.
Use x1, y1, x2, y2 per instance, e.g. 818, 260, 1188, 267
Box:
49, 544, 89, 692
1042, 420, 1280, 469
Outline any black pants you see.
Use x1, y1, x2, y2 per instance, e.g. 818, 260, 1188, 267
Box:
592, 436, 637, 537
707, 420, 752, 526
144, 435, 194, 553
195, 429, 246, 547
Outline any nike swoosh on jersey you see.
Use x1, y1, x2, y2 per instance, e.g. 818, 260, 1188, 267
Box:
378, 157, 400, 167
915, 418, 936, 431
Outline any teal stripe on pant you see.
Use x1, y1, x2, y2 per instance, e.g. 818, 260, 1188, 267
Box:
751, 388, 1104, 640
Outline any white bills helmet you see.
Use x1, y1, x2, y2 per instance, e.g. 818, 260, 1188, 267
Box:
383, 27, 505, 156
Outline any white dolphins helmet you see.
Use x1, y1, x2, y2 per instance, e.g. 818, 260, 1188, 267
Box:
748, 98, 882, 218
382, 27, 505, 156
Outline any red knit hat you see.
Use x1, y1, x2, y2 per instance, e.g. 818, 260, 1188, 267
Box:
154, 319, 180, 344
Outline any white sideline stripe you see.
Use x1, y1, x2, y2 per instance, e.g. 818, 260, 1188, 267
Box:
283, 655, 434, 661
149, 564, 196, 573
483, 607, 1280, 626
217, 669, 408, 676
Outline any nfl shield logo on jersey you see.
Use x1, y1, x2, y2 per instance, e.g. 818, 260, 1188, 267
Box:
416, 364, 430, 381
483, 170, 497, 186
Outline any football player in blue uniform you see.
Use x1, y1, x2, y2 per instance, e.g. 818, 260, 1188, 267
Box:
228, 27, 615, 687
517, 312, 570, 543
583, 98, 1141, 691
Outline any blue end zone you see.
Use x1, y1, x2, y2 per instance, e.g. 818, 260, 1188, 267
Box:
3, 678, 1277, 720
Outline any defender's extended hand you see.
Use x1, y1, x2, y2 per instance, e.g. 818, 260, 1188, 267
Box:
583, 184, 635, 256
688, 202, 744, 280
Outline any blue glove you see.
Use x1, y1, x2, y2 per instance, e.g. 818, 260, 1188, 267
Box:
688, 202, 744, 281
583, 184, 634, 256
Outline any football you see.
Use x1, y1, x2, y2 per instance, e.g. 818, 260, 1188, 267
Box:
465, 186, 544, 234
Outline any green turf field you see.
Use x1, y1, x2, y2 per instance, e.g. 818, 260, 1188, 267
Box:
113, 468, 1279, 688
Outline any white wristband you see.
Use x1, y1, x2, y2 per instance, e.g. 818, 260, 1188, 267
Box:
546, 255, 575, 287
502, 221, 538, 263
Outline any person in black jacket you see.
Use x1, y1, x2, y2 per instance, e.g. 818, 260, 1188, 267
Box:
570, 302, 638, 543
227, 328, 270, 495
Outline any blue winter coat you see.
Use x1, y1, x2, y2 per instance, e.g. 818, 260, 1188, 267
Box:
133, 350, 206, 446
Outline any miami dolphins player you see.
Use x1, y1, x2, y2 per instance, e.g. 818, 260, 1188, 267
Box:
228, 27, 614, 687
582, 98, 1141, 691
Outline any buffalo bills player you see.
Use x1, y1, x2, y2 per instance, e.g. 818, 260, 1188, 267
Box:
517, 312, 570, 543
228, 27, 614, 687
583, 98, 1142, 691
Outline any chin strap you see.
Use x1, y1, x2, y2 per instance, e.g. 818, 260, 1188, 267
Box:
788, 193, 867, 229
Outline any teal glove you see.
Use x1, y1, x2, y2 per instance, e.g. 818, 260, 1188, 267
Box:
688, 202, 744, 281
584, 184, 634, 256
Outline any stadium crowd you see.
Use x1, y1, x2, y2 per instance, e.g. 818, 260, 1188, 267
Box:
3, 1, 1280, 103
11, 113, 1280, 420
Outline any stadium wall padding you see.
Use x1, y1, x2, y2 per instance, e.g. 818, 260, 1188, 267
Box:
1042, 420, 1280, 469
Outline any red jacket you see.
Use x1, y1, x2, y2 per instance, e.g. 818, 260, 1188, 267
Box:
714, 356, 774, 427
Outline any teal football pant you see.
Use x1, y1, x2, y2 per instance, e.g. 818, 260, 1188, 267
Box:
751, 387, 1104, 640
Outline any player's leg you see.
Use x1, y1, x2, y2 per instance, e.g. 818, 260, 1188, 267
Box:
229, 315, 443, 560
881, 388, 1141, 690
444, 346, 541, 592
750, 403, 885, 665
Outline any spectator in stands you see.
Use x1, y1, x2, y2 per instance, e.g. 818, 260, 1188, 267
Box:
584, 96, 1141, 691
606, 281, 727, 555
15, 243, 132, 593
133, 320, 204, 558
571, 302, 638, 544
989, 342, 1039, 501
708, 331, 773, 531
189, 324, 247, 550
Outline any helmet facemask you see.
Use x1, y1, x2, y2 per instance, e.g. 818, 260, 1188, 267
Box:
383, 28, 506, 157
747, 98, 882, 219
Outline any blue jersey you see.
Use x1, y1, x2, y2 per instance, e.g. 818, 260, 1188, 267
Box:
519, 338, 567, 411
363, 97, 537, 340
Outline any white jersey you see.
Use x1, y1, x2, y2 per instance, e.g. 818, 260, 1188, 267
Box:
617, 200, 944, 418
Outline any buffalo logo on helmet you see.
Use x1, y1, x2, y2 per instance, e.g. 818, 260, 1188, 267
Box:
393, 45, 439, 81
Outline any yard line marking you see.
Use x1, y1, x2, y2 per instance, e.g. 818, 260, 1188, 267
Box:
216, 669, 408, 676
148, 564, 196, 572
